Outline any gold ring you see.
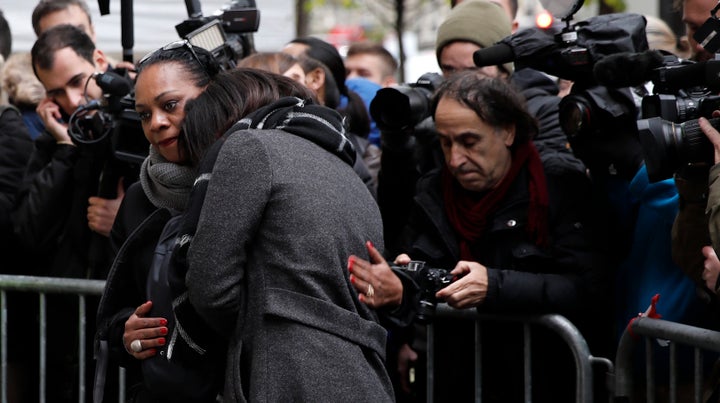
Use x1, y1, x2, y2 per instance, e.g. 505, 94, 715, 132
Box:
367, 283, 375, 298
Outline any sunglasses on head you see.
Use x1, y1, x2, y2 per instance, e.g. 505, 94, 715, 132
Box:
138, 39, 205, 71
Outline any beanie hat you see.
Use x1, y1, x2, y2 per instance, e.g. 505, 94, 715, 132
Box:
435, 0, 514, 74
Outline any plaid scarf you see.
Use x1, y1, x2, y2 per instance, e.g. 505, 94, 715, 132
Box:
233, 96, 356, 166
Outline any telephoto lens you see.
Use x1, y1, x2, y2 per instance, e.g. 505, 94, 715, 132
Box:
637, 116, 716, 182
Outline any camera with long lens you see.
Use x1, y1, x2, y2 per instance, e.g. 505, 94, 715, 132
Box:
175, 0, 260, 70
472, 0, 648, 178
369, 72, 444, 132
636, 117, 715, 182
638, 84, 720, 182
390, 260, 454, 323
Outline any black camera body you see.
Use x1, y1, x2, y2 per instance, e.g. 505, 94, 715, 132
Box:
369, 72, 444, 132
67, 68, 146, 197
391, 261, 454, 323
175, 0, 259, 70
642, 92, 720, 124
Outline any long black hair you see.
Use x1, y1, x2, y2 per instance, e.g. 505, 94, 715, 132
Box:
181, 68, 316, 166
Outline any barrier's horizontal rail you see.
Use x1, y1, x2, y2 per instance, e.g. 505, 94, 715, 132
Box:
628, 317, 720, 353
0, 274, 105, 295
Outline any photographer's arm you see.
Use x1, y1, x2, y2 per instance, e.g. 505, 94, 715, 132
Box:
671, 163, 710, 284
702, 246, 720, 294
699, 117, 720, 253
87, 178, 125, 237
12, 131, 79, 250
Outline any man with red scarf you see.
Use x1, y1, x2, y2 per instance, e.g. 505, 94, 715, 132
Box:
348, 72, 609, 402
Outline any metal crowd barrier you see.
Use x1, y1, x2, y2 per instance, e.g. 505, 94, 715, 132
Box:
0, 274, 109, 403
614, 316, 720, 403
4, 273, 720, 403
428, 304, 615, 403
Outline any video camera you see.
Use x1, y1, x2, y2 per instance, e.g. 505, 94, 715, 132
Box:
472, 1, 648, 176
67, 68, 145, 197
600, 4, 720, 183
622, 52, 720, 182
175, 0, 260, 70
391, 261, 455, 323
473, 0, 648, 179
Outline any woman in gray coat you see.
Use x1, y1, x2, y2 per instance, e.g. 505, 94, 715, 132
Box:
181, 69, 395, 402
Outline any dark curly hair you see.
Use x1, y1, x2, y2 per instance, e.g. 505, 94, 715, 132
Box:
431, 70, 538, 148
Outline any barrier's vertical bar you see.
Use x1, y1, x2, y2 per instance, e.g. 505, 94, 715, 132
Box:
1, 290, 6, 403
119, 367, 126, 402
474, 320, 481, 403
79, 295, 86, 403
39, 293, 46, 403
523, 324, 532, 403
694, 348, 702, 403
669, 342, 676, 403
646, 339, 655, 403
427, 323, 434, 403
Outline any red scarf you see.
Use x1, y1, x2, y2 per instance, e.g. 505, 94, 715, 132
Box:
442, 141, 549, 261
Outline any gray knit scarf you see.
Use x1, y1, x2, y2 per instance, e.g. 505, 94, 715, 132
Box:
139, 146, 197, 212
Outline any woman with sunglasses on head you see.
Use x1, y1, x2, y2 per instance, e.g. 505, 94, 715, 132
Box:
93, 40, 221, 402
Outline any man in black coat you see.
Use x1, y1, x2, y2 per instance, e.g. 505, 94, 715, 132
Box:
18, 24, 125, 279
353, 71, 609, 402
12, 24, 131, 401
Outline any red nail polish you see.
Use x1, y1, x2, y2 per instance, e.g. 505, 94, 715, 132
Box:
359, 294, 365, 302
160, 319, 168, 326
158, 338, 166, 345
160, 327, 168, 335
367, 241, 374, 249
350, 274, 356, 284
348, 257, 354, 272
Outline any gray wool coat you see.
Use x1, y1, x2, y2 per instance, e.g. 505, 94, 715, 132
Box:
187, 129, 395, 402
